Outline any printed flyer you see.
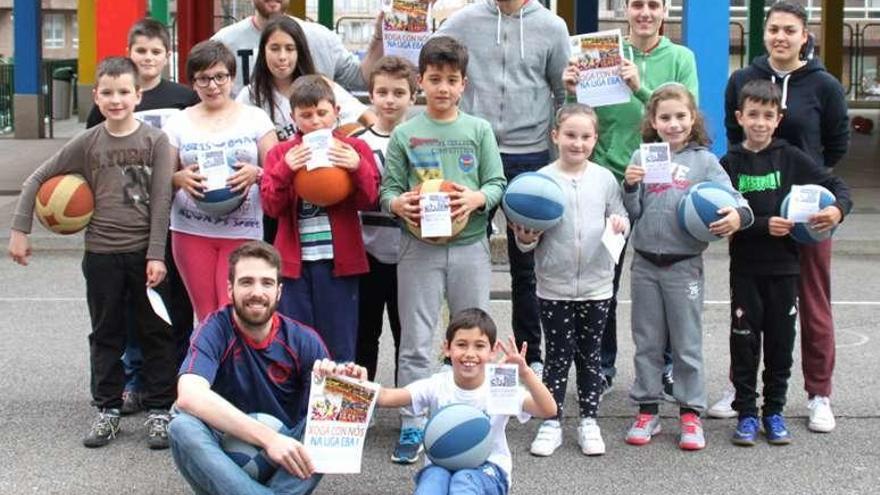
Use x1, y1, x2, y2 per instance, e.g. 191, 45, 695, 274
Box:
382, 0, 432, 66
486, 364, 521, 416
570, 29, 632, 108
640, 142, 673, 185
303, 373, 380, 474
419, 192, 452, 238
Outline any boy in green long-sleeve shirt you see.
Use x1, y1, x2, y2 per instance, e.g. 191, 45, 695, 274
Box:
379, 36, 506, 464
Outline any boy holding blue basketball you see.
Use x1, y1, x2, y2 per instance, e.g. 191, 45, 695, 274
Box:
372, 308, 556, 494
720, 80, 851, 446
379, 36, 506, 464
8, 57, 177, 449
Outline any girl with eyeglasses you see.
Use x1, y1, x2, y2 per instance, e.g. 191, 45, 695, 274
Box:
164, 40, 278, 322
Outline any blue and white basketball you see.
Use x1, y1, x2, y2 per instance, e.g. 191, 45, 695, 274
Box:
423, 404, 492, 471
221, 412, 284, 482
193, 188, 246, 216
780, 184, 837, 244
677, 182, 741, 243
502, 172, 565, 231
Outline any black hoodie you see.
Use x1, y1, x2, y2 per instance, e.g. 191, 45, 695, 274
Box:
725, 56, 850, 169
721, 139, 852, 276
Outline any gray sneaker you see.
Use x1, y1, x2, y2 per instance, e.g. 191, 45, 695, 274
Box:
83, 408, 121, 448
144, 409, 171, 450
625, 413, 661, 446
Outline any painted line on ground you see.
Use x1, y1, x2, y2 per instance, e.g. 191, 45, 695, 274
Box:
2, 297, 879, 305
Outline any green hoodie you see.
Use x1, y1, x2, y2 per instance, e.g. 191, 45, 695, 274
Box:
593, 36, 699, 179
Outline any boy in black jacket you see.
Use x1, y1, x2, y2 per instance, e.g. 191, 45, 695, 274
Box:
720, 80, 851, 446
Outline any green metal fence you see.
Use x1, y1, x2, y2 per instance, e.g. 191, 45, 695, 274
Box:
0, 59, 78, 136
0, 63, 12, 134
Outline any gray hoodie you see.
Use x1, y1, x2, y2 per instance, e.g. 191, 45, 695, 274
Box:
624, 143, 753, 256
516, 161, 629, 301
435, 0, 570, 154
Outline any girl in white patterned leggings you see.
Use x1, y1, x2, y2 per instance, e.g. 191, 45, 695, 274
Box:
513, 104, 629, 457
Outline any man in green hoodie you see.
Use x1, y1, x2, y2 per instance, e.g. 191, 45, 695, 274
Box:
435, 0, 571, 380
563, 0, 699, 397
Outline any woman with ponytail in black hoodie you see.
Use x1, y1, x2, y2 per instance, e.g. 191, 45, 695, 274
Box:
715, 1, 849, 433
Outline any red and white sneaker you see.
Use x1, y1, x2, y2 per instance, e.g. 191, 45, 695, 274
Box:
679, 412, 706, 451
625, 413, 661, 446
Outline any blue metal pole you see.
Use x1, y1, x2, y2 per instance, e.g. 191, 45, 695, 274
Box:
682, 0, 729, 156
13, 0, 43, 138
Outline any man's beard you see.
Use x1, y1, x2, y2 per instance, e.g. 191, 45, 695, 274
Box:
232, 293, 277, 328
255, 1, 287, 19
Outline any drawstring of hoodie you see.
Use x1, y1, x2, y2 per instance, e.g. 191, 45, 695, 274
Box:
771, 74, 792, 110
494, 1, 525, 59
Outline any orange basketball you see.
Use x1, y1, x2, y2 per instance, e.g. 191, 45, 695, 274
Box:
293, 166, 354, 207
34, 174, 94, 234
336, 122, 366, 137
406, 179, 467, 244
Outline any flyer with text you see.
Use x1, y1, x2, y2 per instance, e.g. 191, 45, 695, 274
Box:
303, 373, 379, 474
570, 29, 632, 108
382, 0, 432, 67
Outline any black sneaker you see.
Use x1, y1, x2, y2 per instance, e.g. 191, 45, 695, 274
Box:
599, 375, 613, 400
121, 390, 143, 416
144, 409, 171, 450
662, 370, 675, 402
83, 408, 121, 448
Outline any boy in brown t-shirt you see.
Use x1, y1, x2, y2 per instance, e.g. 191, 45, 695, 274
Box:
8, 57, 176, 450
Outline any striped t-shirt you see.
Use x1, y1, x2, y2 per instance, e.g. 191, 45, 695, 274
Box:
298, 201, 333, 261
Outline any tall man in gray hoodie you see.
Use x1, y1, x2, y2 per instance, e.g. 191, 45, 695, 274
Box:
435, 0, 571, 374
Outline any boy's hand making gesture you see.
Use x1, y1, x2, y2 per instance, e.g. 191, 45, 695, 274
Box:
495, 336, 530, 377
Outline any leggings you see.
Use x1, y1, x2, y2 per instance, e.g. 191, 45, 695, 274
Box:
540, 298, 611, 420
171, 231, 250, 322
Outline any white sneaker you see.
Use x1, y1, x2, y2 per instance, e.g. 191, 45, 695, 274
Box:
807, 396, 836, 432
530, 420, 562, 456
707, 383, 738, 419
577, 418, 605, 456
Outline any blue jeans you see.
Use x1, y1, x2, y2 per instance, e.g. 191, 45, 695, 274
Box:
279, 261, 359, 362
492, 151, 550, 365
414, 462, 508, 495
169, 412, 322, 495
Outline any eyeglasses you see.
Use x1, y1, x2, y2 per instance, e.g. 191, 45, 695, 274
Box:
193, 73, 230, 88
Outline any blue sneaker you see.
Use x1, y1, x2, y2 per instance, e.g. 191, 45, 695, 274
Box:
731, 416, 759, 446
762, 414, 792, 445
391, 427, 424, 464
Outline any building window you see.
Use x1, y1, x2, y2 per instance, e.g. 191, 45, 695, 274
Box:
72, 15, 79, 49
43, 13, 66, 49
